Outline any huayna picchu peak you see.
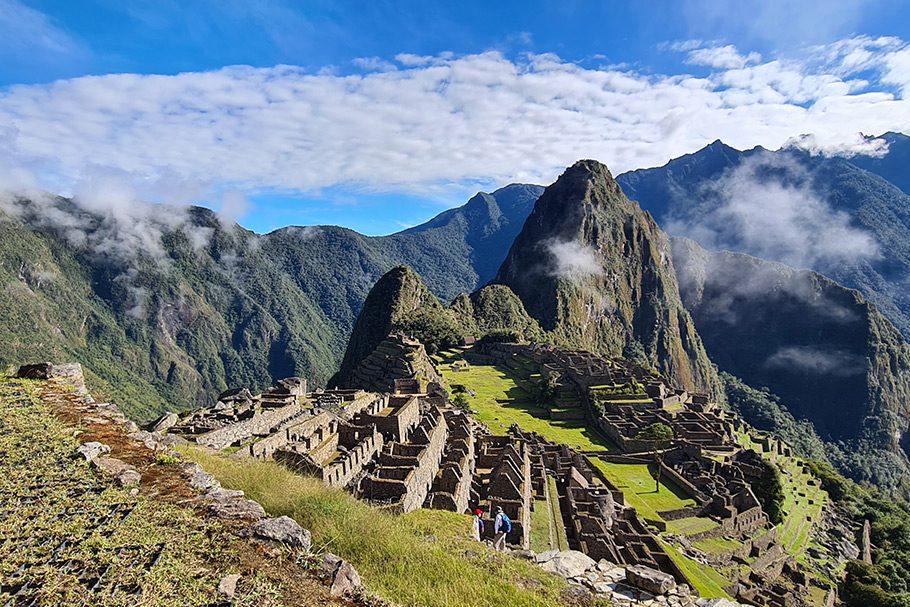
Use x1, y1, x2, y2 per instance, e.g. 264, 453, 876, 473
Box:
495, 159, 721, 400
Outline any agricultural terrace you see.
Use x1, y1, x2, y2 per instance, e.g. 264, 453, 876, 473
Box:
735, 432, 828, 559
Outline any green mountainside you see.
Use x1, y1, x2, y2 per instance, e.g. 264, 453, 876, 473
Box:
494, 160, 721, 397
332, 265, 542, 388
673, 236, 910, 494
617, 141, 910, 340
330, 265, 450, 387
0, 185, 541, 419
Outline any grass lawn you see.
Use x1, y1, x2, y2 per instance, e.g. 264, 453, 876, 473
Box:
665, 517, 720, 536
440, 360, 616, 453
694, 537, 742, 554
529, 499, 552, 552
589, 459, 695, 522
659, 540, 732, 599
185, 449, 610, 607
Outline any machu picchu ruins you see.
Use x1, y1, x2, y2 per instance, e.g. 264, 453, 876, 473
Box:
148, 330, 856, 607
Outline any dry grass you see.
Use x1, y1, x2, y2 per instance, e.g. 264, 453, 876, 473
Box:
0, 377, 341, 607
184, 448, 611, 607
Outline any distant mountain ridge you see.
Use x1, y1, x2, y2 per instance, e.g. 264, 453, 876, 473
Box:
617, 133, 910, 339
0, 184, 541, 418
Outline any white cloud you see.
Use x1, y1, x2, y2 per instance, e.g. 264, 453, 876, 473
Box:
666, 153, 881, 271
765, 345, 865, 376
1, 38, 910, 205
547, 240, 602, 280
0, 0, 84, 59
687, 45, 761, 69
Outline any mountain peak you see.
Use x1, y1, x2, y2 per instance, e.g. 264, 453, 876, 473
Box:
494, 161, 721, 396
330, 265, 442, 387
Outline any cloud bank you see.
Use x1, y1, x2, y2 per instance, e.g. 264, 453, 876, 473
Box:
667, 153, 881, 271
1, 36, 910, 204
765, 345, 866, 376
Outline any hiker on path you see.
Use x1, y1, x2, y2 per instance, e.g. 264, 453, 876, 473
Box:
471, 508, 484, 541
493, 506, 511, 551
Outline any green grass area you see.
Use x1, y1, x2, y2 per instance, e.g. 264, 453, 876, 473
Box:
693, 537, 742, 554
547, 476, 570, 551
659, 540, 732, 599
185, 449, 609, 607
529, 499, 552, 552
734, 431, 827, 558
665, 517, 720, 536
589, 459, 695, 522
438, 359, 616, 453
776, 461, 826, 555
0, 378, 293, 606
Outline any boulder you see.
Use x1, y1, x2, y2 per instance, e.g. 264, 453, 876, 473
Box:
626, 564, 676, 595
243, 516, 311, 550
92, 456, 141, 487
538, 550, 598, 579
75, 441, 111, 461
183, 463, 221, 492
150, 412, 179, 433
128, 430, 165, 451
510, 549, 536, 560
207, 487, 245, 501
218, 573, 241, 598
320, 553, 363, 598
534, 549, 559, 563
208, 498, 266, 521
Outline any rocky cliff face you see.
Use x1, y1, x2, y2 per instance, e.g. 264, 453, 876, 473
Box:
494, 160, 720, 397
673, 237, 910, 491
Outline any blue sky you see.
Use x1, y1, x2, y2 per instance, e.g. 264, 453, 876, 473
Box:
2, 0, 910, 234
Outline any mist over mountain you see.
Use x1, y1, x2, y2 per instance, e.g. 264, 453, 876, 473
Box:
672, 236, 910, 493
617, 137, 910, 339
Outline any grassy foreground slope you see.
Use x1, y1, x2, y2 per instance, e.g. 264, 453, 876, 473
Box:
185, 449, 608, 607
0, 377, 341, 607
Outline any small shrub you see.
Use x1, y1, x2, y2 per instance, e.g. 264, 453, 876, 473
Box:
635, 422, 674, 441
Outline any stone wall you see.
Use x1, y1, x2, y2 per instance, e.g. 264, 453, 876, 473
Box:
360, 395, 420, 441
197, 403, 302, 450
426, 410, 475, 513
360, 408, 448, 512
